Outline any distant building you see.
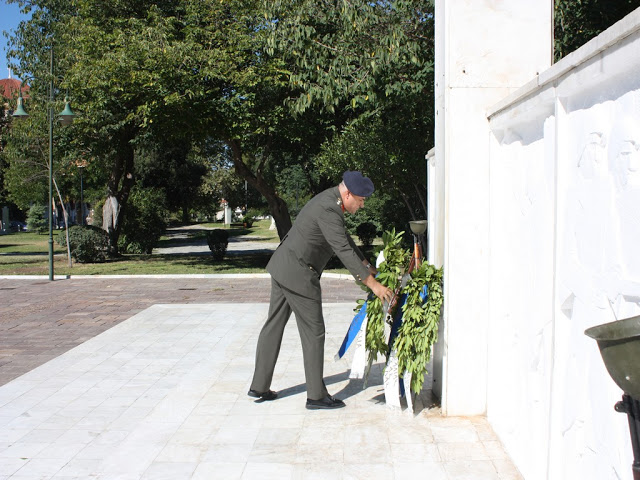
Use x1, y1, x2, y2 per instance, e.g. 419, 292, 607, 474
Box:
0, 75, 29, 118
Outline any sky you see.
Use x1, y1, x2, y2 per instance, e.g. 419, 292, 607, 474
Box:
0, 1, 31, 80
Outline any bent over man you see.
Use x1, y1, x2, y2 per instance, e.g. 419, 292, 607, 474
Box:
248, 171, 393, 409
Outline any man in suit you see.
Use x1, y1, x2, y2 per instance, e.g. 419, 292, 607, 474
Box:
248, 171, 393, 409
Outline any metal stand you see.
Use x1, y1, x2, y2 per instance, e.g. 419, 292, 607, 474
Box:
615, 394, 640, 480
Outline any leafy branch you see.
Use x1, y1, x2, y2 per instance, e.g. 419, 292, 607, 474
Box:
359, 228, 444, 394
396, 260, 443, 393
363, 228, 409, 363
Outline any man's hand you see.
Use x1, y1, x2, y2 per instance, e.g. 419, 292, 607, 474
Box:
363, 275, 393, 303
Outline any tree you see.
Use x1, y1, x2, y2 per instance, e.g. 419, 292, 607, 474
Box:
134, 141, 209, 224
554, 0, 640, 61
276, 164, 314, 218
265, 0, 434, 112
266, 0, 435, 236
5, 0, 436, 245
0, 93, 12, 214
6, 0, 327, 242
2, 108, 50, 211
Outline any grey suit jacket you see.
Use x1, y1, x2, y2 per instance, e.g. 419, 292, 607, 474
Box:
267, 186, 370, 298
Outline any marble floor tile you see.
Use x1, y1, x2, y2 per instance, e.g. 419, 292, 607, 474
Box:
444, 459, 502, 480
242, 462, 294, 480
0, 303, 522, 480
192, 462, 245, 480
140, 461, 197, 479
394, 461, 448, 479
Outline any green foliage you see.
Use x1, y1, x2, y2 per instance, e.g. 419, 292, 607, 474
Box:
206, 228, 229, 260
355, 221, 377, 247
274, 164, 315, 217
118, 188, 167, 254
360, 228, 443, 394
5, 0, 433, 244
395, 260, 443, 393
56, 225, 109, 263
135, 142, 210, 224
554, 0, 640, 61
363, 229, 410, 361
91, 199, 104, 228
316, 113, 429, 234
266, 0, 434, 113
266, 0, 432, 232
243, 207, 267, 227
1, 109, 50, 211
26, 204, 48, 234
5, 0, 296, 246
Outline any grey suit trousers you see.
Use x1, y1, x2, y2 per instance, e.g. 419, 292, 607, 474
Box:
250, 278, 328, 400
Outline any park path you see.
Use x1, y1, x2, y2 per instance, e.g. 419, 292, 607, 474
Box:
152, 225, 281, 256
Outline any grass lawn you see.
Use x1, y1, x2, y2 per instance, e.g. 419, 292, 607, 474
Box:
0, 219, 368, 276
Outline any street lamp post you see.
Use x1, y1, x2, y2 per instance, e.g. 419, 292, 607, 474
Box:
79, 166, 84, 225
13, 47, 76, 281
76, 159, 88, 226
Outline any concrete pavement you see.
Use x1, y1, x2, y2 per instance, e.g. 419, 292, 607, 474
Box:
0, 276, 523, 479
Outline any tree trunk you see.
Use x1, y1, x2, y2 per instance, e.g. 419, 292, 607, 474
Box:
102, 195, 122, 253
227, 139, 293, 239
181, 204, 189, 224
265, 195, 292, 240
102, 137, 136, 255
52, 176, 72, 268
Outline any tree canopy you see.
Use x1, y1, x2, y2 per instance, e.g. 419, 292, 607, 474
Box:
265, 0, 435, 231
4, 0, 434, 244
554, 0, 640, 61
5, 0, 635, 249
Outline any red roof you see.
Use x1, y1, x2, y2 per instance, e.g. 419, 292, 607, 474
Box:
0, 78, 29, 100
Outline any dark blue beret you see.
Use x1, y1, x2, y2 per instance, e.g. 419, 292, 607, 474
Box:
343, 171, 375, 197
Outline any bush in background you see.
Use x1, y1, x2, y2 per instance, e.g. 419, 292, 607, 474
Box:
91, 199, 104, 228
57, 225, 109, 263
206, 229, 229, 260
118, 188, 167, 254
26, 204, 48, 234
356, 221, 377, 247
243, 207, 265, 227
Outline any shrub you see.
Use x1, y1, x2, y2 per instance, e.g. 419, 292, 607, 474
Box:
243, 207, 264, 228
356, 221, 377, 247
57, 225, 109, 263
118, 188, 167, 254
26, 204, 48, 234
91, 199, 104, 227
206, 229, 229, 260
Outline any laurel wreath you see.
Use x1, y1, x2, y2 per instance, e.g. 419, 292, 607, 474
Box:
357, 228, 444, 394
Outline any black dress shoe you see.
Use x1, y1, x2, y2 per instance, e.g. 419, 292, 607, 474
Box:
248, 389, 278, 401
306, 394, 345, 410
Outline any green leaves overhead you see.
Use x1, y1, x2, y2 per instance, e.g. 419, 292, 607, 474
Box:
265, 0, 434, 113
4, 0, 436, 243
554, 0, 640, 61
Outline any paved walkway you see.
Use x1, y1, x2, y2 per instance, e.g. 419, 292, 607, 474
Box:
0, 277, 523, 480
0, 276, 356, 386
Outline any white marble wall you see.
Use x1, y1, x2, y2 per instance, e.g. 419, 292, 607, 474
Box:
433, 0, 553, 416
485, 8, 640, 480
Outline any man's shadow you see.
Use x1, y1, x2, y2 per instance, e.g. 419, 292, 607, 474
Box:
257, 365, 439, 415
262, 366, 385, 402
